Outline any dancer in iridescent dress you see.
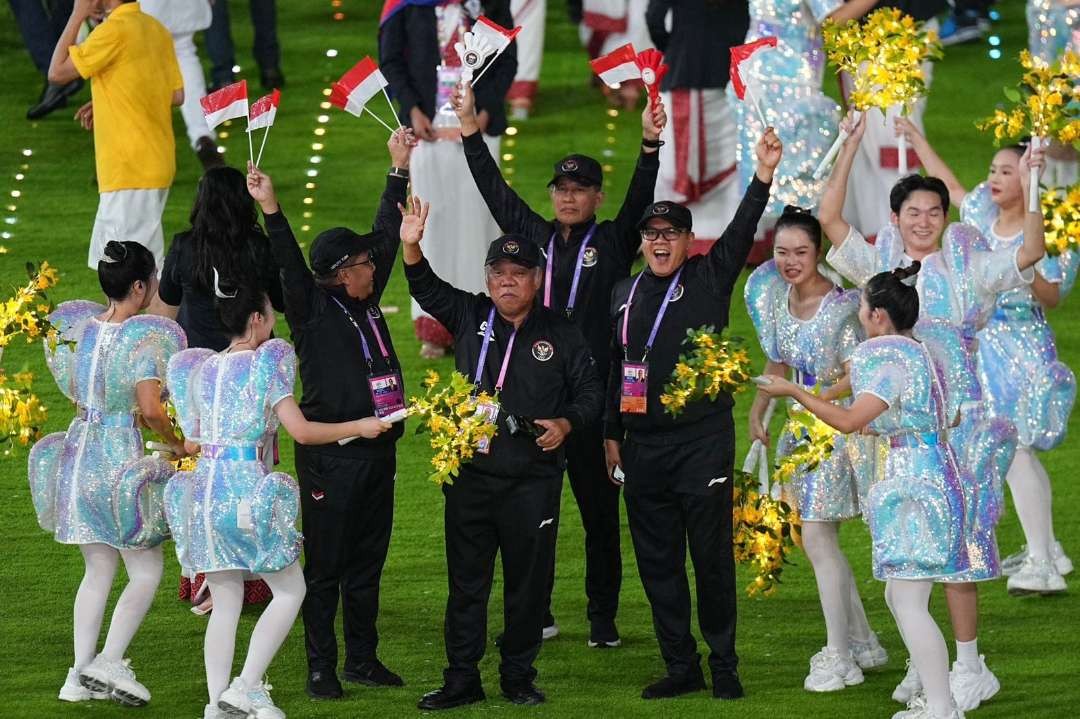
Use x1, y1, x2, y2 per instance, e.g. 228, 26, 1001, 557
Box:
744, 206, 886, 692
165, 280, 392, 719
819, 114, 1048, 713
759, 264, 968, 719
28, 240, 188, 707
895, 118, 1076, 596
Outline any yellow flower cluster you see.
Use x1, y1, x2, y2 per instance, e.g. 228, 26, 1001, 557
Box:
0, 370, 48, 454
772, 406, 839, 487
977, 50, 1080, 144
733, 470, 801, 598
0, 261, 61, 350
1041, 183, 1080, 256
409, 370, 499, 486
660, 326, 751, 416
822, 8, 942, 113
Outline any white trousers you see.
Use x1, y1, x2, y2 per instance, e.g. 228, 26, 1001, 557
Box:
173, 32, 214, 149
510, 0, 546, 99
89, 188, 169, 270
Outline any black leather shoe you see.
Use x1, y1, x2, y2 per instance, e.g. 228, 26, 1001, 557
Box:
641, 669, 706, 699
261, 67, 285, 90
712, 671, 744, 700
501, 682, 546, 705
27, 79, 83, 120
416, 683, 485, 710
195, 136, 225, 170
343, 659, 404, 687
306, 670, 343, 699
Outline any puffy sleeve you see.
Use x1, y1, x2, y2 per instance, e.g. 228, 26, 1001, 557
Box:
959, 183, 996, 236
825, 225, 883, 287
743, 260, 784, 363
125, 316, 188, 384
1039, 248, 1080, 298
254, 339, 296, 410
43, 300, 105, 401
166, 348, 214, 440
954, 222, 1034, 299
807, 0, 844, 23
829, 289, 862, 365
850, 338, 908, 407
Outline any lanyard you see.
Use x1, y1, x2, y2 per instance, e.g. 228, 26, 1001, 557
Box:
621, 266, 685, 361
544, 224, 597, 317
330, 296, 392, 368
474, 306, 518, 393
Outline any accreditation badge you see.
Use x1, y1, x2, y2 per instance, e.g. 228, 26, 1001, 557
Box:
620, 361, 649, 414
368, 371, 406, 419
473, 400, 500, 455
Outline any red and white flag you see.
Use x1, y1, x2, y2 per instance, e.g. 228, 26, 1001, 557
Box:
472, 15, 521, 54
200, 80, 248, 130
330, 57, 388, 117
248, 89, 281, 131
590, 43, 641, 88
729, 37, 777, 100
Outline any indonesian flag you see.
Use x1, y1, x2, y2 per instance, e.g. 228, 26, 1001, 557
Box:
247, 89, 280, 131
471, 15, 522, 54
200, 80, 248, 130
590, 43, 641, 88
729, 37, 777, 100
330, 57, 388, 117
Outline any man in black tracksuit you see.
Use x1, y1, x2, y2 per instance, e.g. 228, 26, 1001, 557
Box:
451, 81, 665, 647
258, 132, 412, 699
604, 128, 782, 701
401, 211, 603, 709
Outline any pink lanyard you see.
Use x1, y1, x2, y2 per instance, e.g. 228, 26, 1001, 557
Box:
620, 267, 685, 361
544, 224, 597, 317
330, 296, 392, 369
474, 306, 518, 392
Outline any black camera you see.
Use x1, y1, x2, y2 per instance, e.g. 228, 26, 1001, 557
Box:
505, 414, 544, 439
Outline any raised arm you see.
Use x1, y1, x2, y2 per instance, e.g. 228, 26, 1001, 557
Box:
612, 101, 666, 261
895, 117, 967, 207
48, 0, 92, 84
818, 113, 865, 248
825, 0, 877, 23
400, 196, 476, 335
371, 128, 416, 299
1017, 144, 1048, 271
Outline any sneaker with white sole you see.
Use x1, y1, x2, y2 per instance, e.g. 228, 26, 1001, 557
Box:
803, 647, 864, 692
892, 693, 965, 719
204, 704, 227, 719
850, 631, 889, 669
248, 679, 286, 719
79, 656, 150, 706
58, 667, 109, 702
893, 659, 923, 704
542, 623, 560, 640
1006, 556, 1067, 595
218, 677, 254, 717
950, 655, 1000, 711
1002, 542, 1073, 577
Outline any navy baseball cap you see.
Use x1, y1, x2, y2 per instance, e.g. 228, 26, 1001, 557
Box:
548, 154, 603, 189
485, 234, 541, 268
310, 227, 378, 275
637, 201, 693, 232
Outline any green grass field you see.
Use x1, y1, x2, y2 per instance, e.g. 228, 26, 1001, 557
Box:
1, 1, 1078, 717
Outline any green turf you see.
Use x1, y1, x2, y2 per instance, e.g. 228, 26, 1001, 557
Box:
0, 1, 1077, 717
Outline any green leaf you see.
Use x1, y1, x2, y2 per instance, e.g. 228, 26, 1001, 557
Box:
1003, 86, 1021, 103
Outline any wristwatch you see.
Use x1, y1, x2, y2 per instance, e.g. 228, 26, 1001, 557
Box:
389, 166, 410, 178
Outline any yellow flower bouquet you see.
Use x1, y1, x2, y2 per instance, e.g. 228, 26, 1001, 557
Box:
0, 370, 48, 455
659, 326, 751, 417
409, 370, 499, 486
733, 469, 801, 598
772, 405, 840, 487
1041, 183, 1080, 256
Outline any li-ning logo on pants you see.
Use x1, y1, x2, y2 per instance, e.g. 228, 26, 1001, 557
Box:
538, 518, 554, 529
707, 477, 727, 488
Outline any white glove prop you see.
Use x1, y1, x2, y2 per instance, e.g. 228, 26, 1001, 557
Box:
454, 31, 496, 83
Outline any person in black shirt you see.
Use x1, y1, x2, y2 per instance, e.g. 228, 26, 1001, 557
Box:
400, 199, 604, 710
452, 80, 663, 648
605, 127, 782, 701
243, 129, 413, 700
158, 166, 285, 351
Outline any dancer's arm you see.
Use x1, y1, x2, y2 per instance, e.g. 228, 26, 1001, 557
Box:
894, 117, 967, 207
818, 113, 865, 249
757, 375, 886, 434
274, 396, 391, 445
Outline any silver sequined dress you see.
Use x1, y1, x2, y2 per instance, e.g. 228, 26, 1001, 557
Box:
827, 223, 1026, 580
745, 260, 866, 520
28, 301, 185, 549
164, 339, 302, 575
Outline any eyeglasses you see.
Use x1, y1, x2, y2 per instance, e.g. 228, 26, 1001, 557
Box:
338, 257, 375, 271
550, 185, 596, 199
640, 228, 687, 241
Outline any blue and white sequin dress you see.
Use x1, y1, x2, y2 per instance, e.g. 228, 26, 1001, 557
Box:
827, 224, 1025, 580
28, 301, 186, 549
851, 335, 970, 581
164, 339, 302, 575
731, 0, 841, 213
962, 183, 1078, 451
745, 260, 865, 520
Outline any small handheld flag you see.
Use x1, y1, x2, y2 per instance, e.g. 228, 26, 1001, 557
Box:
590, 43, 641, 88
462, 16, 522, 87
200, 80, 249, 130
330, 57, 400, 133
635, 48, 668, 103
247, 89, 280, 167
729, 38, 777, 129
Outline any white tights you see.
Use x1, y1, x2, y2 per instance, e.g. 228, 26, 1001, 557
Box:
203, 562, 306, 704
885, 579, 953, 716
1005, 448, 1056, 562
74, 543, 164, 670
801, 521, 872, 654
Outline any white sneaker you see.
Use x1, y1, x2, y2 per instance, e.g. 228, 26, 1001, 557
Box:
1002, 542, 1073, 577
1001, 547, 1027, 576
1053, 541, 1073, 576
58, 667, 109, 702
1006, 556, 1067, 595
892, 693, 965, 718
950, 655, 1000, 711
79, 656, 150, 706
248, 679, 285, 719
892, 659, 923, 704
850, 631, 889, 669
204, 704, 227, 719
218, 677, 253, 717
803, 647, 864, 692
542, 623, 560, 640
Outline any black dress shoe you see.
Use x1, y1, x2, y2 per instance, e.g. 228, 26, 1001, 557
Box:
260, 67, 285, 90
27, 79, 83, 120
306, 670, 343, 699
501, 682, 546, 705
641, 669, 707, 699
416, 683, 485, 710
712, 671, 744, 700
342, 659, 404, 687
195, 136, 225, 170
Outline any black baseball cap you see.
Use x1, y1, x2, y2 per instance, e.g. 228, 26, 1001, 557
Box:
310, 227, 378, 275
548, 154, 603, 189
485, 234, 541, 269
637, 201, 693, 232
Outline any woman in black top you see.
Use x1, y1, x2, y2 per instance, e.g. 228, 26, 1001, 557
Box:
158, 166, 285, 351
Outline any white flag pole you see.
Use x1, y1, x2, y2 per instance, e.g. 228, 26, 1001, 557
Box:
363, 105, 398, 133
255, 124, 272, 168
380, 86, 403, 130
1029, 136, 1043, 212
746, 84, 769, 130
814, 109, 862, 180
245, 106, 254, 166
469, 45, 507, 88
896, 105, 908, 176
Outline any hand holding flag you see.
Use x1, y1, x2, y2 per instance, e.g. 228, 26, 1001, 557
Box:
730, 38, 777, 130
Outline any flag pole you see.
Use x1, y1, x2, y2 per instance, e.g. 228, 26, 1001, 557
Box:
246, 111, 254, 166
364, 105, 398, 133
255, 124, 272, 167
469, 46, 506, 88
746, 84, 769, 130
380, 86, 403, 130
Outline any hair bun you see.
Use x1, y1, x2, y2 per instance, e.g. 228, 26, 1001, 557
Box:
892, 261, 921, 287
781, 204, 811, 217
102, 240, 129, 264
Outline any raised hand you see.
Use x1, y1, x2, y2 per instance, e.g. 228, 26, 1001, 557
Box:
642, 99, 667, 142
754, 127, 783, 183
893, 116, 923, 144
1019, 142, 1047, 197
398, 195, 430, 246
246, 161, 279, 213
388, 126, 416, 168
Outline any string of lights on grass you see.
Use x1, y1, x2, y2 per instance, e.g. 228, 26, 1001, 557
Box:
0, 148, 33, 255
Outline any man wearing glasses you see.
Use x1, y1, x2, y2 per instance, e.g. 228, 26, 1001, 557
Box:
257, 129, 414, 700
451, 82, 666, 650
604, 129, 782, 701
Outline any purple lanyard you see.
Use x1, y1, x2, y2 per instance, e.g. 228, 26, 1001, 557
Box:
330, 296, 392, 368
621, 266, 685, 360
474, 306, 518, 392
544, 225, 597, 317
